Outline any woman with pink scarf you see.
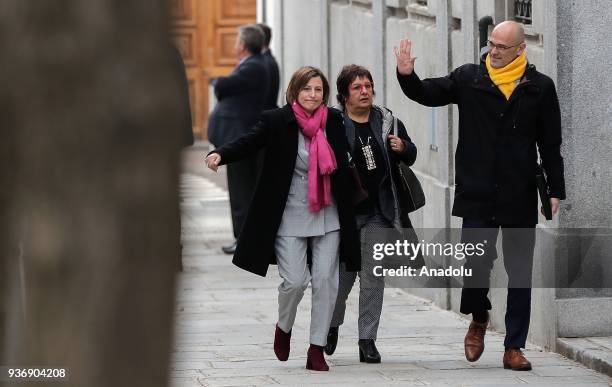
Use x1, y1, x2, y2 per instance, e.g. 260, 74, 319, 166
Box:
205, 66, 360, 371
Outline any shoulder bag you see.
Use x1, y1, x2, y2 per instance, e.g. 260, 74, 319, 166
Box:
393, 118, 425, 213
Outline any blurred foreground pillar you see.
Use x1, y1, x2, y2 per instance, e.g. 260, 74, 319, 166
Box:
0, 1, 182, 386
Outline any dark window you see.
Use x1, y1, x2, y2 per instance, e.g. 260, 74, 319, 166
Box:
514, 0, 532, 25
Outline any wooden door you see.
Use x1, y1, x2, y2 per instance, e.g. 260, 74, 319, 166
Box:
170, 0, 256, 141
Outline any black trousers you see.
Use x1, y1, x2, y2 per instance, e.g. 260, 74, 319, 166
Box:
459, 217, 536, 349
226, 152, 261, 239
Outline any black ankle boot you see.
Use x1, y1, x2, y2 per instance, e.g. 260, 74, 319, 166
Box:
324, 327, 339, 355
358, 339, 381, 363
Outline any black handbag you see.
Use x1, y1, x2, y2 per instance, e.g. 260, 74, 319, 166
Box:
393, 118, 425, 213
536, 158, 552, 220
397, 163, 426, 213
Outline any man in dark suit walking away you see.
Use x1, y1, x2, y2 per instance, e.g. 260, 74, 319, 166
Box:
257, 23, 280, 110
207, 24, 269, 254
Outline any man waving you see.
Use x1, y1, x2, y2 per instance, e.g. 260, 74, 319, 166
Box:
394, 21, 565, 371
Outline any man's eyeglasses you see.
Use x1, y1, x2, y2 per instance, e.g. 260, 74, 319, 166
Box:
486, 40, 523, 51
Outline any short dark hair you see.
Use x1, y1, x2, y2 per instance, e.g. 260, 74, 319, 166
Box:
238, 24, 264, 54
285, 66, 330, 105
336, 64, 375, 106
257, 23, 272, 46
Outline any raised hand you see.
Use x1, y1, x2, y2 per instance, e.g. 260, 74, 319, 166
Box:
394, 39, 417, 75
205, 153, 221, 172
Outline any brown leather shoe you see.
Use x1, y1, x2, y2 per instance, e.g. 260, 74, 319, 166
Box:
464, 313, 489, 362
503, 348, 532, 371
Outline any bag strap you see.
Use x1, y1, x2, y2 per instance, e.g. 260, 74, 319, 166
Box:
392, 117, 406, 177
393, 116, 398, 136
538, 153, 544, 167
347, 151, 354, 167
537, 151, 545, 174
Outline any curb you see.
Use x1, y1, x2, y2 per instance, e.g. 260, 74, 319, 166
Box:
557, 337, 612, 378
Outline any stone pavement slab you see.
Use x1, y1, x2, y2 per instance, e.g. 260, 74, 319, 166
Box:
171, 172, 612, 386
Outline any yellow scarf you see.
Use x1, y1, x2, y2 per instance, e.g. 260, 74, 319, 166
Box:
486, 51, 527, 100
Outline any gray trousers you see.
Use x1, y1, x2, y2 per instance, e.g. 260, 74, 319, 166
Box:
331, 217, 388, 340
275, 231, 340, 346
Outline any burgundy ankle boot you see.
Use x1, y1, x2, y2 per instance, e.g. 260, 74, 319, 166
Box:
274, 324, 291, 361
306, 344, 329, 371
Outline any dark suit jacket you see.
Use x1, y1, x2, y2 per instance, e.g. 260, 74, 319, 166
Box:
207, 54, 269, 147
262, 50, 280, 110
213, 105, 361, 277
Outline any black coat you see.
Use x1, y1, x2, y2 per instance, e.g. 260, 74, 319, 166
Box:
397, 60, 565, 225
341, 106, 417, 228
208, 54, 270, 147
214, 105, 361, 277
262, 50, 280, 110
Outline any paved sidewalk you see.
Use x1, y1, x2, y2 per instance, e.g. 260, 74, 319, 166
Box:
171, 171, 612, 387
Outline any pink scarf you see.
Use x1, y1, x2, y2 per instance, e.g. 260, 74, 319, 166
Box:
291, 101, 337, 212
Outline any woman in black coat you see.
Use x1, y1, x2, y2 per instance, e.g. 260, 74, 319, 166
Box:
324, 64, 419, 364
205, 66, 360, 371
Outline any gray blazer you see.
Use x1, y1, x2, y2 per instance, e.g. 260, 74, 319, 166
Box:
277, 132, 340, 237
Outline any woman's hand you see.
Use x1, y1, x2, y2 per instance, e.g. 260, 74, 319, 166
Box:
388, 135, 405, 153
205, 153, 222, 172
